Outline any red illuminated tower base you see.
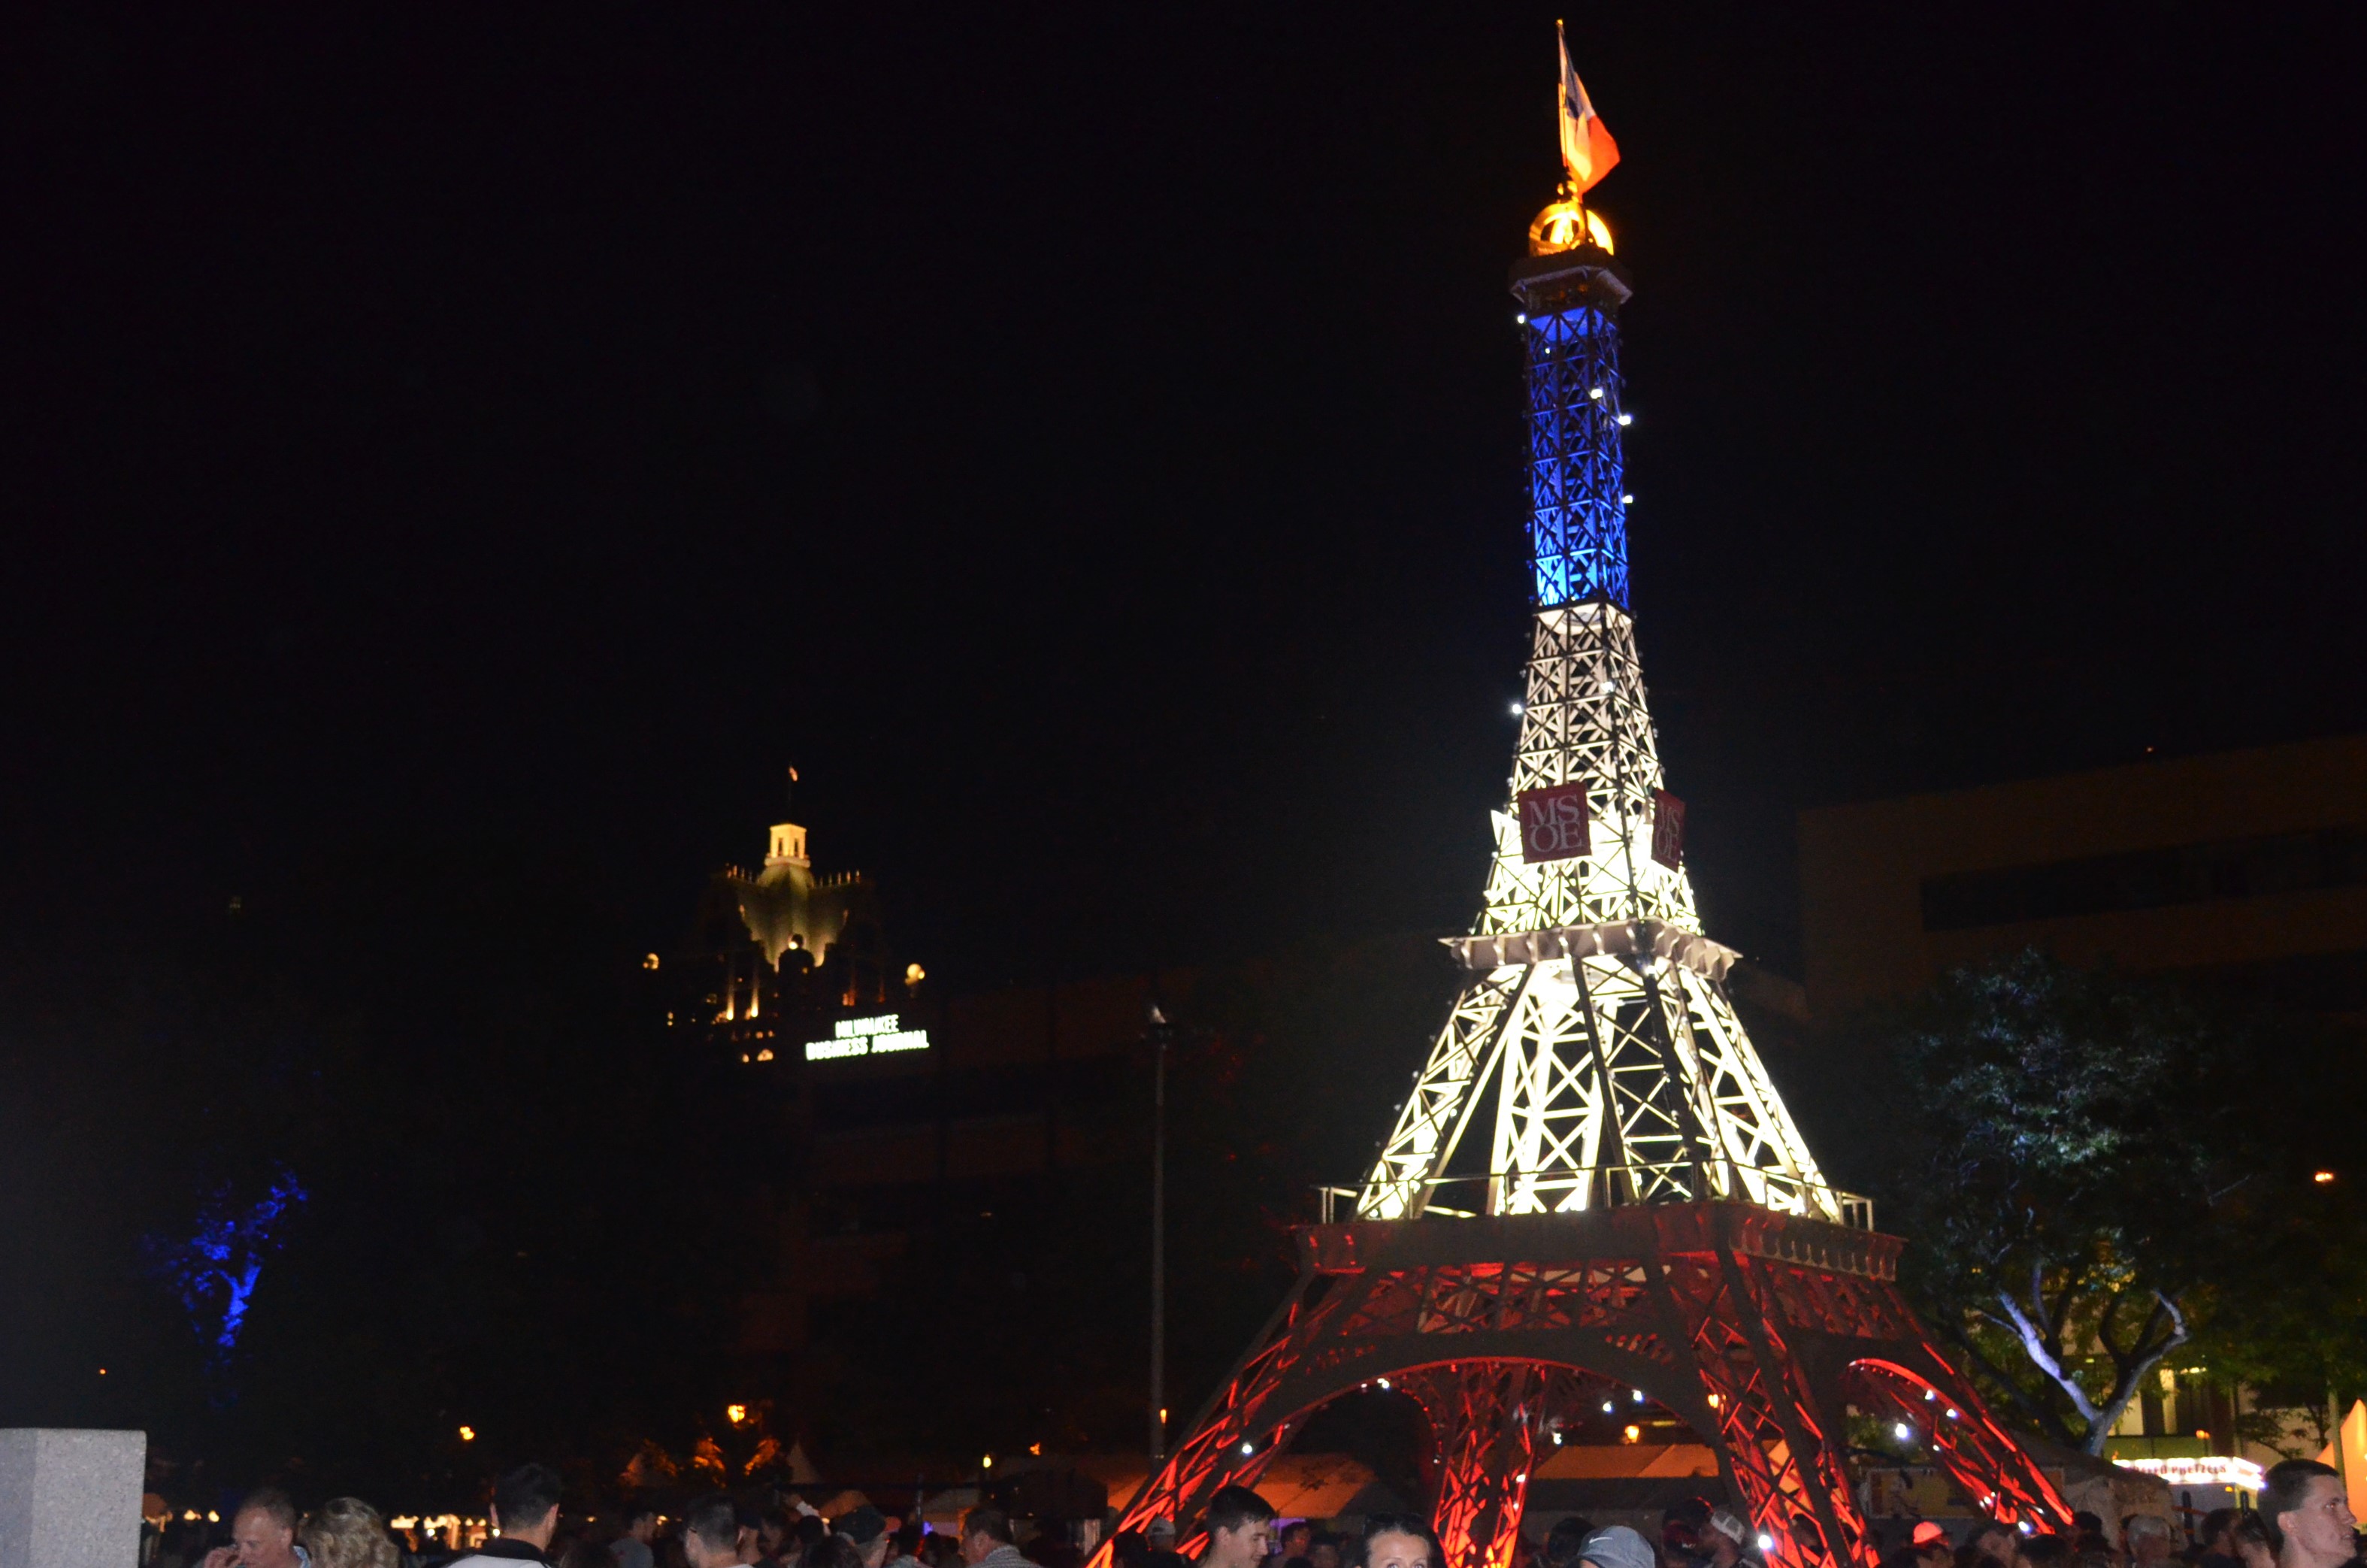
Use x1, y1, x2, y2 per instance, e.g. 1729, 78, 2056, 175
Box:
1102, 1206, 2067, 1568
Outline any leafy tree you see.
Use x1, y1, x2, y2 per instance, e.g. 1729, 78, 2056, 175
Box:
1860, 951, 2262, 1454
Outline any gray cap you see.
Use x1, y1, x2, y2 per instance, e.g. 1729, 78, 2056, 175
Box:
1581, 1526, 1658, 1568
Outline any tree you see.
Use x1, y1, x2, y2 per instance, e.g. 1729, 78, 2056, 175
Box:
144, 1167, 310, 1378
1863, 951, 2253, 1454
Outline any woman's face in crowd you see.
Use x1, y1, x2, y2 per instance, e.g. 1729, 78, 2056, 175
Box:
1367, 1531, 1433, 1568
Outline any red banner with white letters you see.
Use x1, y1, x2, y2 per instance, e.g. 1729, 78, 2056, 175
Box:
1517, 782, 1591, 863
1651, 789, 1685, 869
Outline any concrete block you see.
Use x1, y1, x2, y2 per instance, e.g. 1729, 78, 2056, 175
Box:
0, 1428, 147, 1568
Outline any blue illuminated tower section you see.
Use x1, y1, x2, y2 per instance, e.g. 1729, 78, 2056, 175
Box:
1523, 264, 1631, 610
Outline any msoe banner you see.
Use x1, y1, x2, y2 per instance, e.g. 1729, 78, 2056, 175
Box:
1517, 781, 1591, 863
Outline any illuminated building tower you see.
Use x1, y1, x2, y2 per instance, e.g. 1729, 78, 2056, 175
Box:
679, 805, 897, 1059
1094, 92, 2072, 1568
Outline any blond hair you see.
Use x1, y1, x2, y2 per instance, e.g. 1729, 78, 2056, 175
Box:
299, 1496, 398, 1568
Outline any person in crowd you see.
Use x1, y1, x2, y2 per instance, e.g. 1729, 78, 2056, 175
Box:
840, 1506, 895, 1568
1664, 1501, 1715, 1568
1360, 1518, 1442, 1568
961, 1509, 1031, 1568
1966, 1521, 2020, 1568
884, 1522, 925, 1568
2124, 1517, 2176, 1568
752, 1509, 796, 1568
1197, 1488, 1277, 1568
1573, 1527, 1652, 1568
613, 1504, 660, 1568
449, 1463, 565, 1566
202, 1488, 310, 1568
2227, 1514, 2275, 1568
1543, 1519, 1597, 1568
2260, 1459, 2359, 1568
1279, 1525, 1315, 1563
2196, 1510, 2244, 1568
2020, 1534, 2069, 1568
735, 1504, 770, 1567
1703, 1512, 1754, 1568
298, 1497, 398, 1568
678, 1496, 745, 1568
1305, 1536, 1339, 1568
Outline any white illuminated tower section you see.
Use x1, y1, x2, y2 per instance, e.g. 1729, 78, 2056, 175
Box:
1358, 204, 1832, 1224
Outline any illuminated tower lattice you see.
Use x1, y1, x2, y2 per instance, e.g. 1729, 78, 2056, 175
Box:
1357, 240, 1828, 1225
1094, 138, 2073, 1568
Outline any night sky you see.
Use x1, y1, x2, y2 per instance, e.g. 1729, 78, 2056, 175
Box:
10, 3, 2364, 990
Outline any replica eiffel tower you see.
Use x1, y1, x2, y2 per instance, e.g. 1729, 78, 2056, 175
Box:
1096, 45, 2073, 1568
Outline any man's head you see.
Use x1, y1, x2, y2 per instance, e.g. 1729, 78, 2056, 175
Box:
962, 1508, 1015, 1566
621, 1502, 659, 1544
2200, 1510, 2242, 1557
2263, 1460, 2357, 1568
231, 1489, 301, 1568
1201, 1486, 1277, 1568
490, 1463, 562, 1549
1281, 1524, 1315, 1560
843, 1505, 892, 1568
1545, 1518, 1597, 1568
684, 1494, 743, 1568
761, 1508, 794, 1555
1966, 1522, 2017, 1566
2125, 1517, 2172, 1566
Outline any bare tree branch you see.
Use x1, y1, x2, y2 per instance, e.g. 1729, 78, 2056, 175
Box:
1948, 1318, 2081, 1446
2083, 1290, 2193, 1454
1997, 1287, 2107, 1433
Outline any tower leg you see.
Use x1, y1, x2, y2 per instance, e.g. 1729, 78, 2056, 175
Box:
1846, 1355, 2072, 1530
1657, 1242, 1872, 1568
1406, 1363, 1564, 1568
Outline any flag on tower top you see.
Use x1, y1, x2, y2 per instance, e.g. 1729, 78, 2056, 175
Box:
1557, 22, 1620, 195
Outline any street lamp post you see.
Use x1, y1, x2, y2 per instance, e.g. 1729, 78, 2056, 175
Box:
1148, 1001, 1172, 1464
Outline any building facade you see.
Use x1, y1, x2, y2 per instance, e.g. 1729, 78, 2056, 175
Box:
1798, 734, 2367, 1020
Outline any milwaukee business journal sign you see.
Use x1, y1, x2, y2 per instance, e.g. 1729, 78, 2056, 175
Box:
804, 1013, 931, 1061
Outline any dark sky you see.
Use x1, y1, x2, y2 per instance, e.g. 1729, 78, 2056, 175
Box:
8, 3, 2364, 987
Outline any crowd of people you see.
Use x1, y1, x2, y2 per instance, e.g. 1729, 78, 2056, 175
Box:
144, 1457, 2362, 1568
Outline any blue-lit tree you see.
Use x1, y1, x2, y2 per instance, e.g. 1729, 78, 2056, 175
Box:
147, 1166, 308, 1375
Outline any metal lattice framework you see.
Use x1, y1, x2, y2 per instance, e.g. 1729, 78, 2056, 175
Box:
1094, 209, 2070, 1568
1359, 250, 1827, 1226
1100, 1212, 2069, 1568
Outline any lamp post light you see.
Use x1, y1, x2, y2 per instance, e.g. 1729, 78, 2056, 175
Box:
1147, 1000, 1173, 1464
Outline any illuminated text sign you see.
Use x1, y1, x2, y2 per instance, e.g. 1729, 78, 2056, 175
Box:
804, 1013, 931, 1062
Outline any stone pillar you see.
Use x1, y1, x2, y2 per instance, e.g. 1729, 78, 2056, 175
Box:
0, 1429, 147, 1568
